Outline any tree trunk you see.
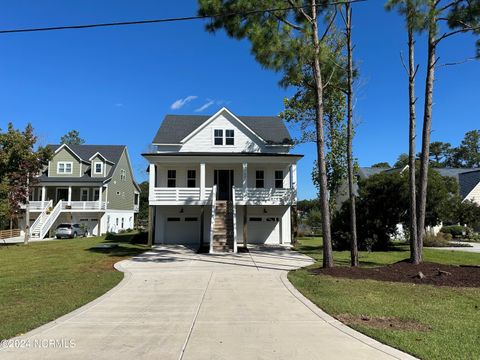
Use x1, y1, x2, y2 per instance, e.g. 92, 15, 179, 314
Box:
311, 0, 333, 268
407, 20, 420, 265
417, 4, 437, 260
345, 3, 358, 267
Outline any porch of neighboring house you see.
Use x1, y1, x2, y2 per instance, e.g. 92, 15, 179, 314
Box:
20, 184, 108, 239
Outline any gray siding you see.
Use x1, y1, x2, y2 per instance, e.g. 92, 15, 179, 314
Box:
106, 150, 136, 210
49, 148, 82, 177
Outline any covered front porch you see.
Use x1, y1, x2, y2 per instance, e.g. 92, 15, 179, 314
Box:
27, 184, 107, 212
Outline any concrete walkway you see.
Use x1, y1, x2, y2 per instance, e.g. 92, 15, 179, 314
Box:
0, 246, 416, 360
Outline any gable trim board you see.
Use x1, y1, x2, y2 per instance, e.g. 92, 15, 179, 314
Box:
180, 107, 266, 145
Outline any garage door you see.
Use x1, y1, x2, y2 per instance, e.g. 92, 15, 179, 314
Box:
165, 216, 200, 245
247, 217, 280, 245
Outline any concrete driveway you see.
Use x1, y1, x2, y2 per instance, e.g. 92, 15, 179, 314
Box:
1, 246, 415, 360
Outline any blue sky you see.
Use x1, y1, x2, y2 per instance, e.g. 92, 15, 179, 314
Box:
0, 0, 478, 200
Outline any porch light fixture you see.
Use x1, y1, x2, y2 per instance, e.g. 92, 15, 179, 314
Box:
263, 208, 267, 214
180, 208, 184, 213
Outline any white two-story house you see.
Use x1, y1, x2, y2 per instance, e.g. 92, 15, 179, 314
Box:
143, 107, 302, 252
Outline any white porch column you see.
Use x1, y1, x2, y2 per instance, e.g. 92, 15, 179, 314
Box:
200, 162, 206, 200
68, 186, 72, 205
98, 186, 102, 209
149, 163, 156, 201
290, 164, 297, 190
242, 162, 248, 190
41, 186, 46, 206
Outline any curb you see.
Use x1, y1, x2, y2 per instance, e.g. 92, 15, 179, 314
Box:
280, 272, 419, 360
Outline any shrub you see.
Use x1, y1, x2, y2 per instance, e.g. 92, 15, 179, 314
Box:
424, 232, 452, 247
440, 225, 469, 239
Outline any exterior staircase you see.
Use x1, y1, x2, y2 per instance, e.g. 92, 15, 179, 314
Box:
30, 200, 63, 239
212, 200, 234, 252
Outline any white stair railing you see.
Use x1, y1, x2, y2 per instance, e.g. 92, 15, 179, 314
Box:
209, 185, 217, 253
232, 186, 237, 253
38, 200, 63, 239
29, 200, 52, 238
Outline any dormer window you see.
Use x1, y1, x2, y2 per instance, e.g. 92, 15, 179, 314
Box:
214, 129, 223, 145
94, 162, 103, 175
213, 129, 235, 146
57, 162, 72, 174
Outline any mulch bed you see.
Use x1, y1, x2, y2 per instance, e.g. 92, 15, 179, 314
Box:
310, 261, 480, 288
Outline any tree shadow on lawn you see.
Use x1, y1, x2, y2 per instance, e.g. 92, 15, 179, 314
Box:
85, 232, 150, 258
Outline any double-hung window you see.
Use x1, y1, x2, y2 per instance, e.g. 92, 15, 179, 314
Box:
120, 169, 126, 181
187, 170, 196, 188
58, 162, 72, 174
225, 130, 235, 145
94, 162, 103, 175
214, 129, 223, 145
167, 170, 176, 188
255, 170, 265, 188
274, 170, 284, 189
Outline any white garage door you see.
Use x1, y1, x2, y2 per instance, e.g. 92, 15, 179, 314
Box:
165, 216, 200, 245
247, 217, 280, 245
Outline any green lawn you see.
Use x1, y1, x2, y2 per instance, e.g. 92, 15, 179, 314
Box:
289, 238, 480, 360
0, 234, 150, 340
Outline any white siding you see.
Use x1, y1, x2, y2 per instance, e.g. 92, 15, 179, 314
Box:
465, 183, 480, 205
180, 112, 265, 153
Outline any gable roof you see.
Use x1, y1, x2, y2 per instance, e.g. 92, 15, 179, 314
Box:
458, 169, 480, 199
153, 112, 292, 145
42, 144, 126, 181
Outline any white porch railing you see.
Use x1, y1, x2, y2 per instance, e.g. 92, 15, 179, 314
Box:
234, 188, 296, 204
62, 201, 106, 211
232, 186, 237, 253
30, 200, 63, 239
209, 185, 217, 253
29, 200, 52, 238
25, 201, 50, 211
150, 187, 213, 202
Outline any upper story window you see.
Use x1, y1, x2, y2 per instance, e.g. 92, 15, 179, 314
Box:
120, 169, 126, 181
275, 170, 284, 189
167, 170, 176, 188
213, 129, 235, 146
214, 129, 223, 145
134, 193, 139, 205
225, 130, 235, 145
94, 162, 103, 175
255, 170, 265, 188
57, 162, 73, 174
187, 170, 196, 188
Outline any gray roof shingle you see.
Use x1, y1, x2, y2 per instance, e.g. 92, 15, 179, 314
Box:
152, 114, 292, 145
458, 170, 480, 199
39, 144, 126, 182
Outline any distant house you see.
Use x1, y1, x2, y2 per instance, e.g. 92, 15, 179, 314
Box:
336, 166, 480, 209
142, 107, 302, 252
20, 144, 140, 239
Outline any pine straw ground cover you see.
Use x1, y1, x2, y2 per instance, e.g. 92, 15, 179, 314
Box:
288, 237, 480, 360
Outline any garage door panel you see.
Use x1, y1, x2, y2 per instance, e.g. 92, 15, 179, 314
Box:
248, 217, 280, 245
165, 217, 200, 245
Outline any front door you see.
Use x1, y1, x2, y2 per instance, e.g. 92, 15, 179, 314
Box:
56, 188, 68, 204
214, 170, 234, 201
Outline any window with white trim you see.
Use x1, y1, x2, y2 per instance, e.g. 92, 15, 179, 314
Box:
214, 129, 223, 145
80, 188, 89, 201
275, 170, 284, 189
120, 169, 126, 181
255, 170, 265, 188
94, 162, 103, 174
225, 129, 235, 145
167, 170, 176, 188
94, 189, 100, 200
187, 170, 196, 188
57, 162, 73, 174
